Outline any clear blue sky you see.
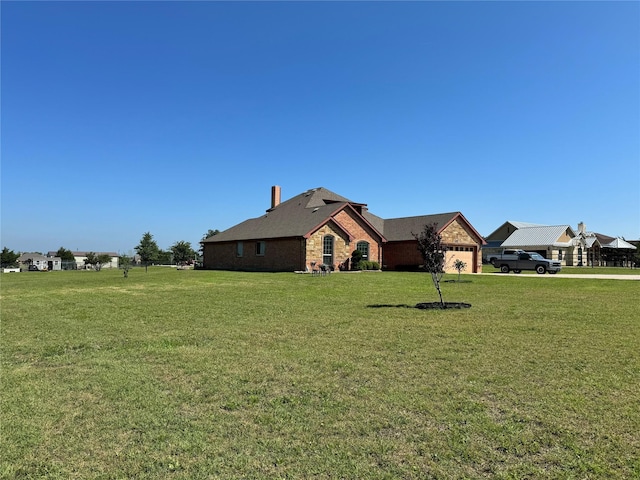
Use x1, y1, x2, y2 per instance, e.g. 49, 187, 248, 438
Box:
2, 1, 639, 254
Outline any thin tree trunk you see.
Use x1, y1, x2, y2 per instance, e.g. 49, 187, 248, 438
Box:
432, 273, 445, 307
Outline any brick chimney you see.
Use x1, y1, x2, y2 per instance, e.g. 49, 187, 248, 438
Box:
271, 185, 281, 209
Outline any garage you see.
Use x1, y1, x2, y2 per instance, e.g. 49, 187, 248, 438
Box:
445, 246, 476, 273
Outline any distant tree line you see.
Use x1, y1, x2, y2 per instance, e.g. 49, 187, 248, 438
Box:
133, 229, 219, 272
2, 228, 221, 273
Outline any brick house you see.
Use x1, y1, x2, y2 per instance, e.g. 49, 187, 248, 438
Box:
202, 186, 484, 273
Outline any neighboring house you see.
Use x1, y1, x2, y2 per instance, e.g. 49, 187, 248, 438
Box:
18, 253, 62, 271
74, 251, 119, 269
202, 186, 485, 273
482, 221, 546, 252
580, 227, 637, 267
501, 225, 578, 264
484, 221, 636, 266
485, 221, 582, 265
48, 251, 120, 269
485, 221, 579, 265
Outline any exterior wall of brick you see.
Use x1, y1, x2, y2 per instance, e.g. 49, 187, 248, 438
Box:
383, 240, 421, 270
203, 238, 305, 271
333, 210, 382, 265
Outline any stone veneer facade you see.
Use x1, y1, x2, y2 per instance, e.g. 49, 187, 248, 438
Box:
305, 209, 381, 270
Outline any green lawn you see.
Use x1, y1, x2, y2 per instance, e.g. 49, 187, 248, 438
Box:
1, 268, 638, 479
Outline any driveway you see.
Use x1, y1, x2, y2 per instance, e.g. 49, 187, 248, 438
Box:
483, 273, 640, 280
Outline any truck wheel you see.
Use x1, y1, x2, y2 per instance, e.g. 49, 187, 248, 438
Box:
513, 269, 521, 274
536, 265, 546, 274
500, 265, 509, 273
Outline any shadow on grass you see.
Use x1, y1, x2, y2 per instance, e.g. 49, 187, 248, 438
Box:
368, 304, 416, 309
368, 302, 472, 310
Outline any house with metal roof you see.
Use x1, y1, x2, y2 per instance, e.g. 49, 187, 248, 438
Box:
575, 225, 637, 267
484, 221, 581, 265
483, 221, 546, 250
484, 220, 636, 266
201, 186, 485, 273
500, 225, 579, 264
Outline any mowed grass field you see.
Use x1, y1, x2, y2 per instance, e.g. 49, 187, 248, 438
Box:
1, 268, 638, 479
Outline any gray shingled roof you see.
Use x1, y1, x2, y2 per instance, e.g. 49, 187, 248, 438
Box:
204, 187, 483, 245
501, 225, 575, 247
204, 188, 360, 242
376, 213, 461, 242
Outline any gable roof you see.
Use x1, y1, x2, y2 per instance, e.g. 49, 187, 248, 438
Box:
362, 211, 485, 244
204, 187, 383, 243
594, 232, 616, 246
375, 212, 484, 243
501, 225, 576, 248
582, 235, 601, 248
485, 220, 546, 240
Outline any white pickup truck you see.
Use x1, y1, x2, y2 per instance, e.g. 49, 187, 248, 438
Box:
486, 249, 525, 266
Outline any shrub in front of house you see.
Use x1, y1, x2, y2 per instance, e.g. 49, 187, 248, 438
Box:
350, 250, 363, 270
359, 261, 380, 270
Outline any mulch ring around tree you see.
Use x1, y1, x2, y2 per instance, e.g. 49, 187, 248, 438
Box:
415, 302, 472, 309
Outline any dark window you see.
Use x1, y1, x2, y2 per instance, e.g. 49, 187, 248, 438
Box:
356, 241, 369, 259
256, 241, 265, 256
323, 235, 334, 267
